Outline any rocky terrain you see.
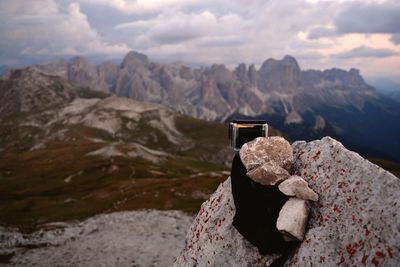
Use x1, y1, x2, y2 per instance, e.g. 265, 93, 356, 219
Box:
31, 51, 400, 162
176, 137, 399, 266
0, 210, 192, 267
1, 67, 254, 229
2, 137, 396, 266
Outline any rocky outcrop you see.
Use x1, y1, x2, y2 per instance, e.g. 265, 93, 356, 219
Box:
175, 137, 400, 266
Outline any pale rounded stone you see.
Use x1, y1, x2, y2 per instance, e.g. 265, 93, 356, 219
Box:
239, 136, 293, 171
278, 175, 319, 201
276, 198, 310, 241
246, 161, 290, 186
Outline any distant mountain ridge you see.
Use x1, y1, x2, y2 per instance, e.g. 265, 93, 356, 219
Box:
24, 52, 400, 162
34, 52, 378, 121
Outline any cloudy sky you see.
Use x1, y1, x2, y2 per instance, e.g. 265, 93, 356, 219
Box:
1, 0, 399, 80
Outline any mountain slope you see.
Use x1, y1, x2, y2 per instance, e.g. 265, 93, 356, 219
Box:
0, 68, 285, 229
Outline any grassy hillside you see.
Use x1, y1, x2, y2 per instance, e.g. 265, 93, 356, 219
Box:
0, 96, 284, 231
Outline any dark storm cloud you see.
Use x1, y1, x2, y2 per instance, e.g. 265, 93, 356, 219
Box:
334, 1, 400, 35
333, 46, 398, 59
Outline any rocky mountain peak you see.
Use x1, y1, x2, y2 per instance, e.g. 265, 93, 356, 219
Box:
234, 63, 248, 83
121, 51, 149, 69
282, 55, 300, 68
209, 64, 234, 84
258, 56, 301, 91
70, 56, 90, 66
260, 55, 301, 74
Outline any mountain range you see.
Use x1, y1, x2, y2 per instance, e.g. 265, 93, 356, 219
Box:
28, 51, 400, 162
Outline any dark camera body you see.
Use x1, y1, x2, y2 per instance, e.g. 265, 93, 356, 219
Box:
229, 120, 268, 151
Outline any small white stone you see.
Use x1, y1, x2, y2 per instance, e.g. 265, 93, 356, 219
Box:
278, 175, 319, 201
246, 162, 290, 185
276, 198, 309, 241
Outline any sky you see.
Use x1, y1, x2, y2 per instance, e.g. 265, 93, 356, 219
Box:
0, 0, 399, 81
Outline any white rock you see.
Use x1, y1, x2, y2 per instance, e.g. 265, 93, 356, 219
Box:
239, 136, 293, 171
276, 198, 309, 241
278, 175, 319, 201
246, 161, 290, 185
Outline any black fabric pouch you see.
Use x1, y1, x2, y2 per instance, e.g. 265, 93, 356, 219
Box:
230, 153, 296, 255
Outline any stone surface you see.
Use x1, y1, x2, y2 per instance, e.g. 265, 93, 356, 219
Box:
246, 161, 290, 185
174, 178, 280, 267
176, 137, 400, 266
239, 136, 293, 171
278, 175, 319, 201
276, 198, 309, 241
286, 137, 400, 266
1, 210, 192, 267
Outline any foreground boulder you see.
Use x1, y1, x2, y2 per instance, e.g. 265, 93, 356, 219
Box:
175, 137, 400, 266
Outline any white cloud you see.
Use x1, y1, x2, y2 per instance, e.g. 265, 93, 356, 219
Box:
115, 10, 248, 49
0, 0, 129, 66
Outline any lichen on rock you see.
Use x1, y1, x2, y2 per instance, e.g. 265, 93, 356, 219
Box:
175, 137, 400, 266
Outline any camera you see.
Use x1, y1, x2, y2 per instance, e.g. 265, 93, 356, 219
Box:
229, 120, 268, 151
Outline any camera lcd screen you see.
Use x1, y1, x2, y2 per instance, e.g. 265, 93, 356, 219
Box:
229, 120, 268, 151
236, 125, 263, 148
